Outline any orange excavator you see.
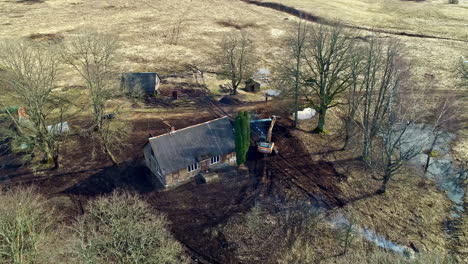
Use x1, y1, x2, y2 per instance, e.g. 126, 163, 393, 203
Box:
257, 116, 278, 154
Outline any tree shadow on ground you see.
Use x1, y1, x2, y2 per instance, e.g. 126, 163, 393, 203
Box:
63, 159, 158, 197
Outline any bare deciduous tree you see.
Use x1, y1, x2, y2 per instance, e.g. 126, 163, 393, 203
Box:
423, 96, 457, 175
224, 202, 319, 263
0, 40, 67, 168
357, 38, 407, 161
372, 85, 424, 194
62, 30, 125, 165
217, 30, 257, 95
302, 24, 355, 133
342, 45, 366, 150
62, 30, 118, 131
273, 19, 308, 128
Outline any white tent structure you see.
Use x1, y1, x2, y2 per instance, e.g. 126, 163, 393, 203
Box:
294, 108, 316, 120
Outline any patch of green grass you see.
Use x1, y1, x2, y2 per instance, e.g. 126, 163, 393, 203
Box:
429, 150, 439, 157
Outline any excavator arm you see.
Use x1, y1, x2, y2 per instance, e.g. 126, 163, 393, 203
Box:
266, 116, 277, 143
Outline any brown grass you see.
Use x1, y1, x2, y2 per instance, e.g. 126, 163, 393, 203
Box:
260, 0, 468, 40
292, 110, 453, 254
0, 0, 465, 157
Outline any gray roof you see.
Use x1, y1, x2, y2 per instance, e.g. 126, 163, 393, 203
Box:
148, 116, 235, 175
121, 72, 160, 94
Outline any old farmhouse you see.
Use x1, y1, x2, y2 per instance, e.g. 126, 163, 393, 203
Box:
144, 116, 237, 187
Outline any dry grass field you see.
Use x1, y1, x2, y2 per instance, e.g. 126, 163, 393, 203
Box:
1, 0, 466, 159
260, 0, 468, 40
253, 0, 468, 160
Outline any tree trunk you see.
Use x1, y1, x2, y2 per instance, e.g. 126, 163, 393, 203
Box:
342, 117, 352, 150
104, 143, 118, 166
293, 60, 300, 128
293, 94, 299, 128
44, 141, 59, 169
53, 155, 59, 170
377, 166, 392, 194
314, 107, 327, 133
424, 134, 439, 175
232, 79, 238, 95
362, 134, 370, 161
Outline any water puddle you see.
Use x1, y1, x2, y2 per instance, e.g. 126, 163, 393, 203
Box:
401, 124, 466, 218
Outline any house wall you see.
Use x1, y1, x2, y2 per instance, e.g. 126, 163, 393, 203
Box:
143, 144, 166, 186
165, 152, 237, 186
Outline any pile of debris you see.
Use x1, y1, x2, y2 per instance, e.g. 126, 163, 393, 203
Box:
219, 96, 243, 105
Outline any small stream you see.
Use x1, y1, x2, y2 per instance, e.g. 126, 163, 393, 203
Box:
330, 214, 413, 258
254, 123, 465, 258
328, 123, 467, 256
259, 197, 415, 257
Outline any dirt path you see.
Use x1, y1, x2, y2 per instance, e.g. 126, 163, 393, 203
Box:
239, 0, 468, 43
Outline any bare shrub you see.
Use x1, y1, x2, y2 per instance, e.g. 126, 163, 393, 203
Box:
458, 57, 468, 89
0, 187, 61, 264
224, 203, 319, 263
87, 119, 132, 163
68, 192, 189, 264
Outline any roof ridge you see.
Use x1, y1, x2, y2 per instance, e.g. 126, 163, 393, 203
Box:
148, 116, 229, 141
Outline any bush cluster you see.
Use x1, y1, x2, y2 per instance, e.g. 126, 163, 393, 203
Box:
0, 189, 188, 264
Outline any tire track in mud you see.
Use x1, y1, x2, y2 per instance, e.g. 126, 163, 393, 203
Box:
239, 0, 468, 43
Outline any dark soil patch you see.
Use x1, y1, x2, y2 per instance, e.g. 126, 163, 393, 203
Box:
216, 20, 258, 30
64, 160, 156, 197
17, 0, 44, 4
148, 167, 257, 263
159, 83, 209, 98
27, 33, 64, 43
219, 96, 243, 105
266, 122, 346, 207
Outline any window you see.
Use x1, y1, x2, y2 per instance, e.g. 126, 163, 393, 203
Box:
187, 162, 200, 173
210, 155, 220, 165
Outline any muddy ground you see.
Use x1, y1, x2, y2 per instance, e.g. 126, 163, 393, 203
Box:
0, 96, 348, 262
0, 96, 456, 262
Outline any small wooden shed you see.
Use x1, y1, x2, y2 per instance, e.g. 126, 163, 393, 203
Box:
121, 72, 160, 95
244, 78, 261, 93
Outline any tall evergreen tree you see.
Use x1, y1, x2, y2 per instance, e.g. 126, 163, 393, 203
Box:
234, 111, 250, 165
